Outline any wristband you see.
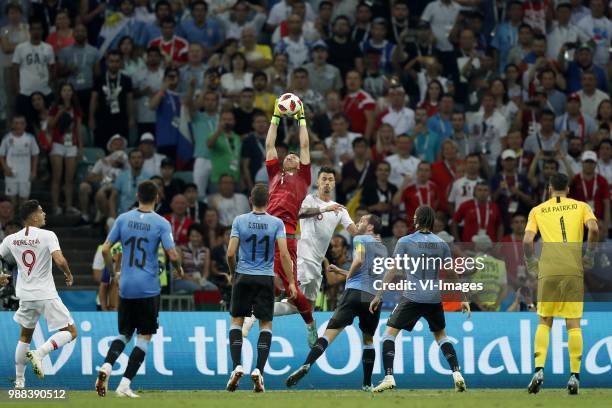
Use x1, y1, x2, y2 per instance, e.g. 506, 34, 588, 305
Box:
271, 115, 280, 126
298, 117, 307, 127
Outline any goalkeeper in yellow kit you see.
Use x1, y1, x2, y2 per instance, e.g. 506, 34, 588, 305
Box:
523, 173, 599, 395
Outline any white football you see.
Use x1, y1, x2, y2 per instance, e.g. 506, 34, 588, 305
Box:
277, 93, 302, 116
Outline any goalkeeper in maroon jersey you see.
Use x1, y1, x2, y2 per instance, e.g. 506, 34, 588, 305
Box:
242, 99, 317, 346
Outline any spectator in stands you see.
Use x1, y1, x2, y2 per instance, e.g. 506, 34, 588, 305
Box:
0, 197, 15, 240
576, 0, 612, 68
343, 70, 375, 141
503, 131, 533, 178
311, 90, 341, 140
371, 124, 396, 162
48, 82, 83, 216
79, 135, 127, 224
0, 115, 38, 207
571, 150, 611, 232
27, 92, 51, 163
13, 18, 54, 118
186, 89, 217, 199
394, 161, 439, 223
220, 1, 266, 42
149, 67, 193, 166
57, 23, 100, 120
361, 161, 397, 237
203, 207, 225, 249
208, 174, 250, 227
507, 23, 534, 67
563, 42, 608, 94
148, 17, 189, 66
418, 77, 444, 116
326, 15, 362, 79
386, 134, 420, 189
386, 218, 409, 253
89, 50, 135, 150
97, 0, 146, 55
451, 182, 503, 243
252, 71, 275, 118
210, 226, 232, 301
160, 158, 185, 204
469, 93, 508, 167
273, 13, 312, 71
164, 193, 194, 245
491, 1, 524, 73
184, 183, 207, 223
523, 109, 564, 156
448, 153, 483, 212
449, 111, 476, 159
133, 46, 164, 136
489, 78, 520, 125
469, 234, 508, 312
598, 140, 612, 187
232, 88, 263, 136
241, 111, 268, 191
239, 26, 272, 71
46, 10, 74, 53
424, 93, 452, 140
118, 35, 145, 78
577, 71, 610, 119
272, 0, 319, 44
139, 132, 166, 176
324, 234, 351, 309
360, 18, 398, 75
500, 214, 528, 288
378, 86, 414, 137
412, 106, 443, 163
178, 0, 225, 58
538, 69, 566, 116
304, 40, 342, 96
220, 52, 253, 99
528, 155, 562, 202
179, 43, 206, 93
421, 0, 461, 53
350, 2, 372, 44
547, 2, 589, 61
491, 149, 534, 231
208, 110, 240, 190
209, 37, 239, 73
0, 3, 29, 121
596, 99, 612, 131
174, 223, 218, 293
431, 139, 462, 212
265, 52, 289, 95
150, 175, 171, 215
290, 67, 324, 116
140, 0, 172, 47
110, 149, 152, 219
565, 136, 585, 175
338, 137, 375, 204
324, 113, 360, 168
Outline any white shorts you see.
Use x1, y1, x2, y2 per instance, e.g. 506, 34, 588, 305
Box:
14, 298, 74, 331
50, 143, 78, 158
5, 177, 31, 198
298, 258, 323, 301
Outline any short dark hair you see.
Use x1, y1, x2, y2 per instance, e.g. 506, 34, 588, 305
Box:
128, 149, 143, 159
155, 0, 170, 12
28, 17, 44, 29
543, 158, 559, 170
146, 46, 162, 56
292, 67, 308, 76
550, 173, 569, 191
352, 137, 367, 148
138, 180, 159, 204
183, 183, 198, 193
160, 16, 175, 26
540, 109, 556, 120
20, 200, 41, 222
106, 49, 122, 60
366, 214, 383, 234
251, 183, 268, 207
187, 223, 205, 238
191, 0, 208, 11
318, 166, 336, 178
414, 206, 435, 231
253, 70, 268, 81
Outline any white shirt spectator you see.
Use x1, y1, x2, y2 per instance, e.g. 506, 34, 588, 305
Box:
220, 72, 253, 95
90, 153, 126, 184
324, 132, 360, 168
0, 132, 39, 181
266, 0, 315, 26
142, 152, 166, 177
577, 89, 610, 118
577, 13, 612, 67
381, 107, 415, 136
274, 36, 311, 71
448, 176, 482, 210
468, 110, 508, 166
209, 192, 251, 227
12, 40, 54, 96
421, 0, 461, 52
597, 158, 612, 186
133, 65, 164, 124
272, 20, 319, 44
547, 21, 589, 59
218, 12, 266, 40
385, 153, 421, 188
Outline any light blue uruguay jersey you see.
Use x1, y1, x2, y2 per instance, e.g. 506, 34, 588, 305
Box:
231, 212, 286, 276
393, 231, 451, 304
107, 209, 175, 299
345, 234, 388, 295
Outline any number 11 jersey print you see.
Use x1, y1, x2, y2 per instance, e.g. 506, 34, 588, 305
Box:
106, 209, 176, 299
0, 226, 61, 301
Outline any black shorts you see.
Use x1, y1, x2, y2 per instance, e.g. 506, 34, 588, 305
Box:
327, 289, 381, 336
387, 298, 446, 333
230, 273, 275, 322
118, 295, 160, 336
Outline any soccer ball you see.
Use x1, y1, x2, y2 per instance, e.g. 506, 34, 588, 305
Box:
277, 93, 302, 116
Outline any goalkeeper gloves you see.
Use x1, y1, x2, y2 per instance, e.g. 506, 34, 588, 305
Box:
293, 101, 306, 127
583, 249, 595, 270
271, 98, 282, 126
525, 256, 539, 277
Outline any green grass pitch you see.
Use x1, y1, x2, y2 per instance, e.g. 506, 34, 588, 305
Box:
5, 389, 612, 408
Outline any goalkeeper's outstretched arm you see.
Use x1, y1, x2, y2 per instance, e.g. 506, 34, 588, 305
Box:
297, 106, 310, 165
266, 99, 283, 161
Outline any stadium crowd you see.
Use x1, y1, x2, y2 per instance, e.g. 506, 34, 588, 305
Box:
0, 0, 612, 312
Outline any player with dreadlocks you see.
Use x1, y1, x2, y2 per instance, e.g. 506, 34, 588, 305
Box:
370, 205, 470, 393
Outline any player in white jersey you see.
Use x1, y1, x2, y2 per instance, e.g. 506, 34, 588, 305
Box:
242, 167, 358, 340
0, 200, 77, 389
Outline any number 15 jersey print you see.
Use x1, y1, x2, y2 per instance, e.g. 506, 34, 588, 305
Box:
106, 209, 175, 299
0, 226, 62, 301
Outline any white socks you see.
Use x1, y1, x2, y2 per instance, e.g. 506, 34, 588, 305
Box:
15, 341, 29, 378
39, 331, 73, 356
119, 377, 131, 388
274, 301, 298, 316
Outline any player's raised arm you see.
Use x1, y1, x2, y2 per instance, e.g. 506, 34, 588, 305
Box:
276, 237, 297, 300
266, 99, 282, 161
296, 104, 310, 165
